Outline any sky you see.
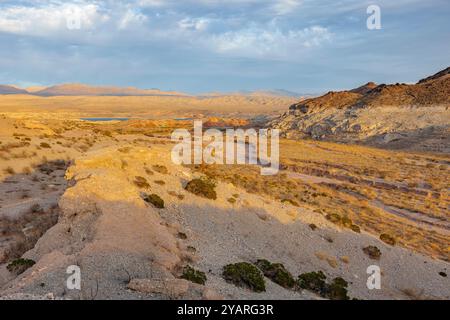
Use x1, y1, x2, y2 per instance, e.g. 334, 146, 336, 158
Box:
0, 0, 449, 94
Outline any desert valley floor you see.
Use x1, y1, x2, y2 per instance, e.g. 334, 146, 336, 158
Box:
0, 112, 448, 300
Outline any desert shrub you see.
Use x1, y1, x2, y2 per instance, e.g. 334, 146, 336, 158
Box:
327, 277, 350, 300
326, 213, 360, 233
3, 166, 15, 174
223, 262, 266, 292
168, 191, 185, 200
134, 176, 150, 189
177, 232, 187, 240
22, 166, 32, 174
143, 193, 164, 208
363, 246, 382, 260
380, 233, 396, 246
118, 147, 131, 153
297, 271, 327, 294
7, 258, 35, 275
152, 165, 168, 174
255, 259, 295, 289
281, 199, 299, 207
438, 272, 447, 278
181, 266, 207, 285
341, 216, 353, 228
40, 142, 51, 149
227, 197, 236, 204
185, 178, 217, 200
30, 204, 44, 214
309, 224, 318, 231
154, 180, 165, 186
325, 213, 341, 224
297, 271, 350, 300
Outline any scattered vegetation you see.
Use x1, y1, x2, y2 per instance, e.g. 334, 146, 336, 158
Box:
297, 271, 350, 300
39, 142, 51, 149
325, 213, 361, 233
7, 258, 36, 275
223, 262, 266, 292
380, 233, 396, 246
3, 166, 15, 175
134, 176, 150, 189
152, 165, 168, 174
281, 199, 299, 207
255, 259, 295, 289
363, 246, 382, 260
142, 193, 165, 209
185, 178, 217, 200
181, 266, 207, 285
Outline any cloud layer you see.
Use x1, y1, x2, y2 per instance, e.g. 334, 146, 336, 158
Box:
0, 0, 449, 93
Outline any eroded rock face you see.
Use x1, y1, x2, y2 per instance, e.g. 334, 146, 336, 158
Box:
270, 68, 450, 152
0, 146, 189, 299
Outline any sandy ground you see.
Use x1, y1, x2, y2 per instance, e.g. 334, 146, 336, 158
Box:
0, 142, 448, 300
0, 116, 448, 300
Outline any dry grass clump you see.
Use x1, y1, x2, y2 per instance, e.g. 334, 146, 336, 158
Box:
0, 204, 60, 264
142, 193, 165, 209
3, 166, 15, 175
39, 142, 51, 149
154, 180, 166, 186
185, 177, 217, 200
152, 165, 168, 174
134, 176, 150, 189
379, 233, 396, 246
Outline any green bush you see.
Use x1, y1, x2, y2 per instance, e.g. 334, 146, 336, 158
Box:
185, 178, 217, 200
223, 262, 266, 292
327, 277, 350, 300
181, 266, 207, 285
297, 271, 327, 294
255, 259, 295, 289
297, 271, 350, 300
7, 258, 35, 275
143, 193, 165, 208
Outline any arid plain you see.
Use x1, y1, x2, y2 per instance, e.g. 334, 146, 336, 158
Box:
0, 78, 448, 300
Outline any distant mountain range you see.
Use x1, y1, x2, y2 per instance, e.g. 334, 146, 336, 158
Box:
0, 85, 28, 95
0, 83, 308, 98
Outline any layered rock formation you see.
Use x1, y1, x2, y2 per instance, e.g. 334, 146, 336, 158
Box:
270, 67, 450, 152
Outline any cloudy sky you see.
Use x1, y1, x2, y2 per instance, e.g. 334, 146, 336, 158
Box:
0, 0, 449, 93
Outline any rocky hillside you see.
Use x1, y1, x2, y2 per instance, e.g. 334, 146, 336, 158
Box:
270, 67, 450, 153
